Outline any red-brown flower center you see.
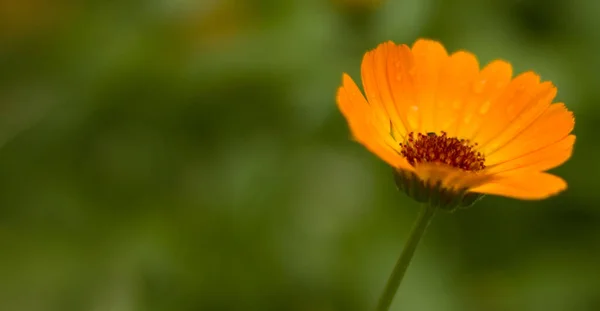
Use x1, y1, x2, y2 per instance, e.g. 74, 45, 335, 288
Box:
399, 131, 485, 172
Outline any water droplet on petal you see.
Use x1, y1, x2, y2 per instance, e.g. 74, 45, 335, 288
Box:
479, 101, 491, 114
452, 100, 462, 109
473, 79, 487, 94
464, 113, 473, 124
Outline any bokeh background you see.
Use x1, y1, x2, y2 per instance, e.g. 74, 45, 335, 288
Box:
0, 0, 598, 310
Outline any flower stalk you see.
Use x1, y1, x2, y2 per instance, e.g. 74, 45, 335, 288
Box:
375, 203, 437, 311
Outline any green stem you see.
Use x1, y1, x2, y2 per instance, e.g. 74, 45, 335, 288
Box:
375, 203, 437, 311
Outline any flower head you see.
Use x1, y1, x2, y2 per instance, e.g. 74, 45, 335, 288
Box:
336, 39, 575, 210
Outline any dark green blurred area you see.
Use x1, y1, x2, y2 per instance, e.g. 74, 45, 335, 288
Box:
0, 0, 598, 310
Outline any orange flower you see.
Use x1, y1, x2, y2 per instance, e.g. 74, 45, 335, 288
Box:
337, 39, 575, 210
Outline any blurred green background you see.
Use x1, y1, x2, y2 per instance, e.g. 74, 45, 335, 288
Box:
0, 0, 598, 310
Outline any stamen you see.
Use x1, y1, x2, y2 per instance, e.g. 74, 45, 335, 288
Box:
399, 131, 485, 171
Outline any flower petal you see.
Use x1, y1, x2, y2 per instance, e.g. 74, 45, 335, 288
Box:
470, 72, 557, 153
409, 39, 449, 132
470, 171, 567, 200
362, 41, 409, 139
337, 73, 412, 170
380, 43, 418, 133
484, 103, 574, 166
431, 50, 480, 136
383, 41, 419, 134
454, 60, 513, 139
485, 135, 575, 174
414, 162, 493, 192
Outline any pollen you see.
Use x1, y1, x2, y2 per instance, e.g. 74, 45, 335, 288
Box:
400, 132, 486, 172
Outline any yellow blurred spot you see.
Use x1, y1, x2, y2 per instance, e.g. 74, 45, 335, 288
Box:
331, 0, 383, 9
181, 0, 250, 49
0, 0, 74, 40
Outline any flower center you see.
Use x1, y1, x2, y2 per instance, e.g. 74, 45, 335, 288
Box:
399, 131, 485, 172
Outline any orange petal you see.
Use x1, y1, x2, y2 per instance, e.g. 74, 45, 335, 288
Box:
362, 42, 409, 139
382, 41, 418, 134
469, 171, 567, 200
431, 50, 480, 136
336, 73, 412, 170
414, 162, 493, 192
486, 135, 575, 174
469, 72, 556, 151
409, 39, 449, 132
478, 85, 558, 157
485, 103, 575, 165
454, 60, 513, 139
